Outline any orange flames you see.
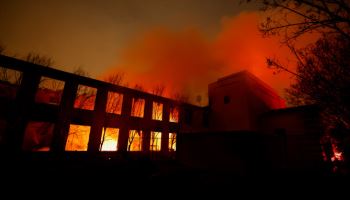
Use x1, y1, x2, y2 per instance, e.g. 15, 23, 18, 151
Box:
150, 131, 161, 151
169, 133, 176, 152
152, 102, 163, 121
106, 92, 123, 115
169, 107, 179, 123
65, 124, 90, 151
128, 130, 143, 151
131, 98, 145, 118
100, 128, 119, 151
64, 125, 120, 151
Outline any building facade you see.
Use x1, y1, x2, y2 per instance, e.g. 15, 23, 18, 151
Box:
0, 54, 324, 174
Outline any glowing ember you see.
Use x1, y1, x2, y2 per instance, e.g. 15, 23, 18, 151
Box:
169, 107, 179, 123
100, 128, 119, 151
152, 102, 163, 121
150, 131, 161, 151
168, 133, 176, 151
331, 143, 344, 162
128, 130, 143, 151
65, 124, 90, 151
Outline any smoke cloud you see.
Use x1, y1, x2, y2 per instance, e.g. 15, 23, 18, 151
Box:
102, 12, 309, 105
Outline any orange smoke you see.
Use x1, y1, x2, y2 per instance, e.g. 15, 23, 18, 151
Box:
103, 27, 219, 101
102, 12, 315, 105
213, 13, 294, 95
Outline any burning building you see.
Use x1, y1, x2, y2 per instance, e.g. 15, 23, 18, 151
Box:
0, 55, 324, 176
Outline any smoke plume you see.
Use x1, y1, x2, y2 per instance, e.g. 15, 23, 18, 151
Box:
102, 12, 312, 105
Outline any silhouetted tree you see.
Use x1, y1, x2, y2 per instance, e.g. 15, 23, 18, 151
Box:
243, 0, 350, 79
286, 35, 350, 125
72, 66, 90, 77
244, 0, 350, 42
244, 0, 350, 172
286, 35, 350, 169
245, 1, 350, 119
152, 84, 166, 97
25, 52, 54, 67
104, 72, 125, 86
133, 83, 145, 92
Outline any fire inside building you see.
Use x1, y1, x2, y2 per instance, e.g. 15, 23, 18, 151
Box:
0, 54, 326, 180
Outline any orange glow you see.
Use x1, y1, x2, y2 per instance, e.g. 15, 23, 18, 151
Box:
106, 92, 123, 114
150, 131, 161, 151
100, 128, 119, 151
169, 133, 176, 151
128, 130, 143, 151
104, 12, 319, 103
65, 124, 90, 151
169, 107, 179, 123
74, 85, 97, 110
131, 98, 145, 118
152, 102, 163, 121
106, 28, 215, 103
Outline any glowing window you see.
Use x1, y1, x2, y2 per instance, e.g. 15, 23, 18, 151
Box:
65, 124, 90, 151
106, 92, 123, 115
0, 66, 22, 85
100, 128, 119, 151
0, 67, 22, 99
152, 102, 163, 121
74, 85, 97, 110
22, 121, 54, 151
128, 130, 143, 151
150, 131, 162, 151
35, 76, 65, 105
169, 133, 176, 152
131, 98, 145, 118
169, 106, 179, 123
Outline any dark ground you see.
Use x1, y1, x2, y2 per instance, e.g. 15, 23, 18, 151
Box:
0, 152, 348, 193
